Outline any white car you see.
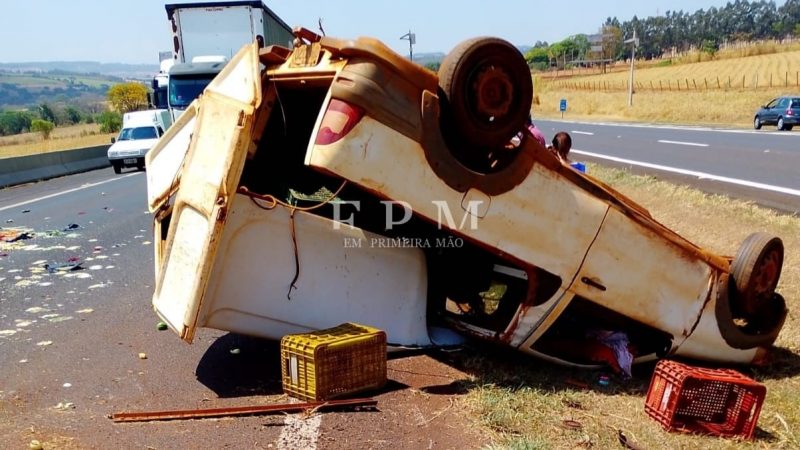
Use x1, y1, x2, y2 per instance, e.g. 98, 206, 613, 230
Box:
107, 109, 171, 173
144, 30, 786, 373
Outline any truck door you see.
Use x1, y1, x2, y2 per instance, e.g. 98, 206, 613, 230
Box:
151, 43, 262, 342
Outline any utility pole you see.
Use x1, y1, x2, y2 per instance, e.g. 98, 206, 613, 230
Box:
400, 30, 415, 61
624, 29, 638, 106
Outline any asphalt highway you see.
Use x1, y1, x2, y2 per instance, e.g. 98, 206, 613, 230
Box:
537, 119, 800, 213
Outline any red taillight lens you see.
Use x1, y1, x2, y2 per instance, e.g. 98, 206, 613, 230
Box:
315, 99, 365, 145
787, 109, 794, 116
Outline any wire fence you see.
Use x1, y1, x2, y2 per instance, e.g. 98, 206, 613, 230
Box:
548, 72, 800, 92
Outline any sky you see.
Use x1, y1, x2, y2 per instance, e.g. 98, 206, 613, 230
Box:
0, 0, 787, 64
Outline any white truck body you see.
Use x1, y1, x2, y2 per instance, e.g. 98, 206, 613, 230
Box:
107, 109, 172, 174
163, 1, 294, 122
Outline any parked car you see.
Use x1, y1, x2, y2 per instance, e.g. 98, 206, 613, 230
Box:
754, 95, 800, 131
144, 29, 787, 374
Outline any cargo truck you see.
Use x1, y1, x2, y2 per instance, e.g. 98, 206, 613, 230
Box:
155, 1, 293, 121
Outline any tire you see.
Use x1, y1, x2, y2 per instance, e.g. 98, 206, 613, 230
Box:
730, 232, 784, 317
753, 116, 762, 130
112, 161, 122, 174
438, 37, 533, 149
786, 125, 793, 131
137, 158, 146, 171
777, 116, 786, 131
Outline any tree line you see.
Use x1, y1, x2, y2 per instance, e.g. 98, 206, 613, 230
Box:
526, 0, 800, 69
0, 82, 149, 139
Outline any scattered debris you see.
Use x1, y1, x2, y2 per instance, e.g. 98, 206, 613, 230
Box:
54, 402, 75, 411
561, 419, 583, 430
88, 283, 107, 289
157, 322, 168, 331
43, 261, 83, 274
110, 397, 378, 423
76, 308, 94, 314
29, 440, 43, 450
19, 359, 28, 363
617, 430, 643, 450
0, 330, 17, 337
36, 340, 53, 346
22, 209, 30, 213
63, 383, 72, 388
0, 230, 33, 242
26, 307, 47, 314
62, 223, 80, 231
229, 348, 241, 355
5, 219, 12, 223
138, 353, 147, 359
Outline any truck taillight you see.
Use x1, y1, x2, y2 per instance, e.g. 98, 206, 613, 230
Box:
315, 99, 364, 145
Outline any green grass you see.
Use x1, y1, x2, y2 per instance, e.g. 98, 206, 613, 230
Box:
456, 164, 800, 449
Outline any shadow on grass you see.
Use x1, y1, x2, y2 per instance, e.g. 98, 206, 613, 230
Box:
195, 333, 284, 398
427, 342, 800, 396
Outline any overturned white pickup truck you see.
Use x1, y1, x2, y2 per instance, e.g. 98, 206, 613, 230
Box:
145, 28, 787, 371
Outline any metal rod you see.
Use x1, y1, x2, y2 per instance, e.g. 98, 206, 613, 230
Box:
111, 397, 378, 423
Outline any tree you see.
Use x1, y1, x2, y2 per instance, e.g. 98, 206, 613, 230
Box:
107, 82, 148, 113
64, 106, 82, 125
0, 110, 33, 136
98, 111, 122, 133
38, 103, 56, 124
31, 119, 55, 139
424, 61, 441, 72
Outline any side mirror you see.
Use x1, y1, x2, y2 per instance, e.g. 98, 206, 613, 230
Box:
111, 137, 116, 143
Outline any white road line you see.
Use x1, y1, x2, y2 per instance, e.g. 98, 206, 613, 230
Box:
572, 130, 594, 136
0, 172, 141, 212
544, 119, 800, 136
657, 140, 709, 147
572, 148, 800, 197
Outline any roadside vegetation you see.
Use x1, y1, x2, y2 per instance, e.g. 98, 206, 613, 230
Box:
458, 164, 800, 450
533, 50, 800, 126
0, 82, 148, 159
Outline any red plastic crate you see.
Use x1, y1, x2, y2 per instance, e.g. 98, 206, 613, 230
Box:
645, 359, 766, 439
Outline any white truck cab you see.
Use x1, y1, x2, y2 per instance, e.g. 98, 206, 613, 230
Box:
107, 109, 172, 174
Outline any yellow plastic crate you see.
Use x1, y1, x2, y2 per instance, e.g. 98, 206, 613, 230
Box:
280, 323, 387, 401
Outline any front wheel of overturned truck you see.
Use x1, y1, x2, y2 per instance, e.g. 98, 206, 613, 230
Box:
437, 37, 533, 151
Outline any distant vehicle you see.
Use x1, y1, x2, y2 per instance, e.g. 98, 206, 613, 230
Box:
754, 96, 800, 131
107, 110, 172, 174
156, 1, 294, 122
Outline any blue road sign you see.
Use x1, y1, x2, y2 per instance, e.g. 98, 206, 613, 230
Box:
560, 99, 567, 112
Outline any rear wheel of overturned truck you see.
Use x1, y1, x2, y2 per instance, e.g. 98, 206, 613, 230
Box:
730, 232, 784, 324
437, 37, 533, 154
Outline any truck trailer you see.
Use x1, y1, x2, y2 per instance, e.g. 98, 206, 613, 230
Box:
155, 1, 293, 121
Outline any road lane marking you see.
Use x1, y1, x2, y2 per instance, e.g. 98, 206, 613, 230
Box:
657, 140, 709, 147
542, 119, 800, 136
0, 172, 141, 212
572, 149, 800, 197
572, 131, 594, 135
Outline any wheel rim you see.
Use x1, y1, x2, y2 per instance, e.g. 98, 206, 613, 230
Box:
778, 118, 784, 129
755, 117, 760, 127
752, 248, 781, 297
470, 64, 514, 120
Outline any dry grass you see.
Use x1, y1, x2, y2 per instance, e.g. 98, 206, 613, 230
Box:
534, 50, 800, 127
0, 124, 115, 159
458, 164, 800, 450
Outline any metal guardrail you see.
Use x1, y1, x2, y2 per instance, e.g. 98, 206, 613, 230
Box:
0, 145, 110, 189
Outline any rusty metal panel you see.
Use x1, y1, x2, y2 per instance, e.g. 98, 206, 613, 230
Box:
569, 207, 713, 340
306, 116, 609, 288
152, 43, 261, 343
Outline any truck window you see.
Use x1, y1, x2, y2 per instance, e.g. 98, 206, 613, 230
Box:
119, 126, 159, 141
169, 75, 217, 108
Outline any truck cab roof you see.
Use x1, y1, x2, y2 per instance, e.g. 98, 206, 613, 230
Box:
169, 61, 228, 76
